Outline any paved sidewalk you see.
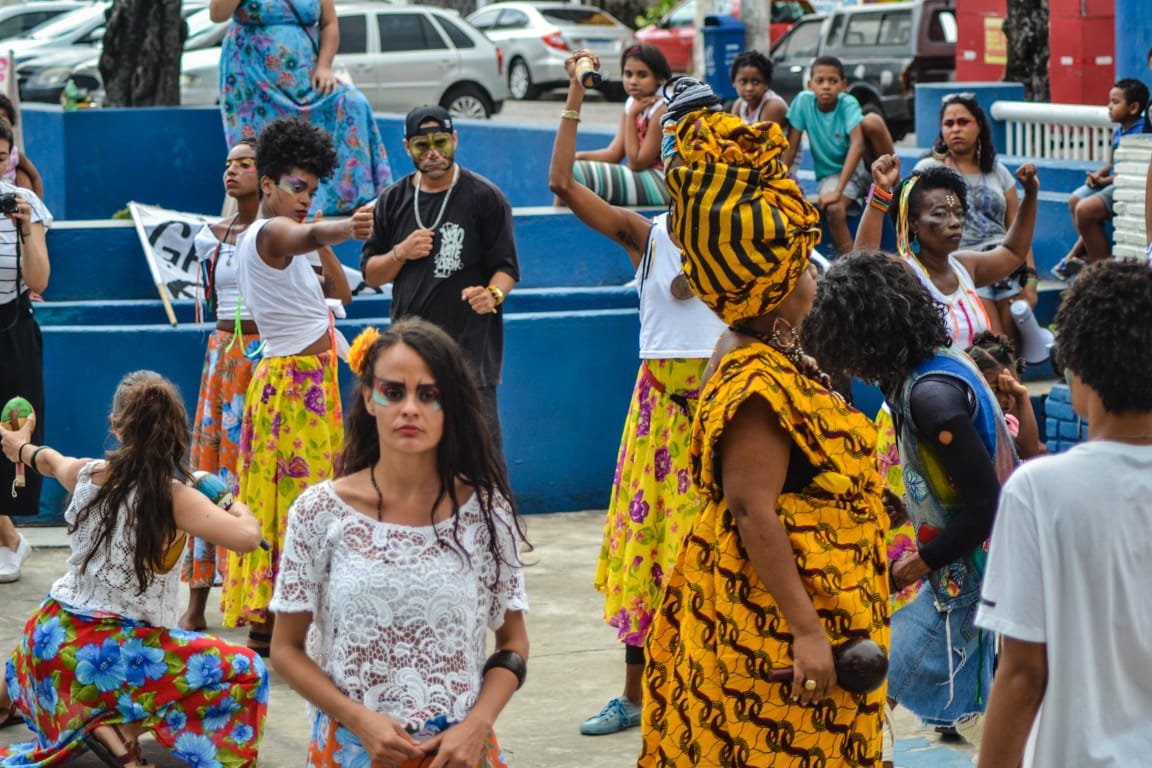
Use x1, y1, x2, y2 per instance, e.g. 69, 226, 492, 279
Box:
0, 512, 976, 767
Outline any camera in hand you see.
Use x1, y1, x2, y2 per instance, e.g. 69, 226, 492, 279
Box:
0, 193, 17, 215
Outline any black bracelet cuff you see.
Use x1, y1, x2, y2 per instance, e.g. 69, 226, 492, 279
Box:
482, 649, 527, 690
17, 442, 32, 466
29, 445, 49, 473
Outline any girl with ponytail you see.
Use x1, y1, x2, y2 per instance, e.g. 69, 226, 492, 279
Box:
0, 370, 269, 768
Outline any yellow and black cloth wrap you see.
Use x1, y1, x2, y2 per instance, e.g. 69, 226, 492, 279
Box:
665, 111, 821, 325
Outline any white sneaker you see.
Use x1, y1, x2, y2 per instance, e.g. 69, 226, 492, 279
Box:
0, 533, 31, 583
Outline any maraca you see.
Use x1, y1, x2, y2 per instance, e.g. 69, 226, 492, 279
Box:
2, 396, 34, 495
574, 55, 602, 88
768, 638, 889, 695
191, 470, 270, 550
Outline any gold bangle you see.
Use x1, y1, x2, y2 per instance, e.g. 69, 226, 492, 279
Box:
560, 109, 581, 122
487, 284, 505, 306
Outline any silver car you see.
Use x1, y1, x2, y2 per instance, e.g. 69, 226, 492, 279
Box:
181, 3, 508, 119
466, 2, 634, 101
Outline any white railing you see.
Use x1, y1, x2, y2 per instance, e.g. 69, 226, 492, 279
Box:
990, 101, 1113, 162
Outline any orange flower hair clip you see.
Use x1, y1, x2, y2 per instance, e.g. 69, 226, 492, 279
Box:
348, 326, 381, 377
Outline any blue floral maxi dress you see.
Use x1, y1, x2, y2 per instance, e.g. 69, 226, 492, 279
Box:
219, 0, 392, 215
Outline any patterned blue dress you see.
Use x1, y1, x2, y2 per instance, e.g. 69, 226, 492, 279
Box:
220, 0, 392, 214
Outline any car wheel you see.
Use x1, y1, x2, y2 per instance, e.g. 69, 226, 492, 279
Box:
508, 58, 540, 101
442, 84, 492, 119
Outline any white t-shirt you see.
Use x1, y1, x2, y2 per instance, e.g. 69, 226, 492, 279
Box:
637, 214, 726, 359
976, 441, 1152, 767
269, 481, 529, 734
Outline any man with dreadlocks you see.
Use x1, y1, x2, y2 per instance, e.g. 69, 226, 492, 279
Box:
637, 79, 890, 768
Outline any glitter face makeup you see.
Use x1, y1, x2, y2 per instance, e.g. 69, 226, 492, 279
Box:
371, 380, 442, 410
225, 157, 256, 172
277, 174, 308, 195
408, 132, 454, 161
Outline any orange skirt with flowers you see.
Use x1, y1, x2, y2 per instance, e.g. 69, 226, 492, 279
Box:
306, 712, 507, 768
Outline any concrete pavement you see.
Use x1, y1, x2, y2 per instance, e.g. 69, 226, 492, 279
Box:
0, 512, 975, 767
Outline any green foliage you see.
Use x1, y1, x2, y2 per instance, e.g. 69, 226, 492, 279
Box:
635, 0, 679, 29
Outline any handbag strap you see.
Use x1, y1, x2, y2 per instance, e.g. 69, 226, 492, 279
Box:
284, 0, 320, 56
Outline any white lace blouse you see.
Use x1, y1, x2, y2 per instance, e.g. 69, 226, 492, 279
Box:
50, 462, 182, 627
269, 481, 529, 734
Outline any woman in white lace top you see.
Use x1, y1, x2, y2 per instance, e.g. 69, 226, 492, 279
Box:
0, 370, 268, 768
270, 318, 530, 768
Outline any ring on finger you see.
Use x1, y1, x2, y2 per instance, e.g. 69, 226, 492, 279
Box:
803, 678, 817, 692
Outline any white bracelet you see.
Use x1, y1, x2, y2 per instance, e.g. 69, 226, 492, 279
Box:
391, 248, 404, 264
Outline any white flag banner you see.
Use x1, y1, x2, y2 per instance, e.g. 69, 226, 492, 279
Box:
128, 202, 383, 326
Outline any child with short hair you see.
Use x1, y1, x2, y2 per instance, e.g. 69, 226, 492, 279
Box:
0, 95, 43, 199
780, 55, 894, 255
1052, 77, 1148, 277
729, 50, 787, 126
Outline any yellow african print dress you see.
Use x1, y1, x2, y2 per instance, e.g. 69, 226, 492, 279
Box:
639, 343, 890, 768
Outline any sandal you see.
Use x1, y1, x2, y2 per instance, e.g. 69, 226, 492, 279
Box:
248, 630, 273, 658
84, 724, 148, 767
0, 705, 23, 729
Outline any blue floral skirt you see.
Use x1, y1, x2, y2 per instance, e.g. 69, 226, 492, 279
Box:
0, 598, 268, 767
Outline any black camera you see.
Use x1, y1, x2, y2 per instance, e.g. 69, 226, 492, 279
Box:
0, 193, 17, 215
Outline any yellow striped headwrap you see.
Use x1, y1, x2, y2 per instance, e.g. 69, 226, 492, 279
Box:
665, 110, 821, 325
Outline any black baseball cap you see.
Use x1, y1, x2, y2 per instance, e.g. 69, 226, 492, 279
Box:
405, 105, 453, 138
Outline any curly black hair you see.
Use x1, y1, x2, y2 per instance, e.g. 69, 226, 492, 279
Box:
888, 164, 970, 229
730, 50, 773, 86
1054, 260, 1152, 412
931, 94, 997, 174
967, 330, 1025, 374
255, 117, 338, 184
801, 251, 950, 389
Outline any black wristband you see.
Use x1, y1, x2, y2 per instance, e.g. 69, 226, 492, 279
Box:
29, 445, 49, 473
482, 649, 527, 690
17, 442, 32, 466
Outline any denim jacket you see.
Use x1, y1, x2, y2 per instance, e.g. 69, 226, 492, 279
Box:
892, 347, 1018, 610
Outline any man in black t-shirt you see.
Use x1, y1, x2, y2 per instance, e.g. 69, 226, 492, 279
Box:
354, 105, 519, 454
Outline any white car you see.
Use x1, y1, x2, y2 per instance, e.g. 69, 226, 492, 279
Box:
466, 2, 635, 101
181, 3, 508, 118
0, 1, 89, 43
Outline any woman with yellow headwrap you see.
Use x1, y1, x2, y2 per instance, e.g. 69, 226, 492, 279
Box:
637, 83, 890, 767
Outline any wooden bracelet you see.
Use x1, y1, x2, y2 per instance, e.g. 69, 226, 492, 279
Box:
482, 649, 527, 689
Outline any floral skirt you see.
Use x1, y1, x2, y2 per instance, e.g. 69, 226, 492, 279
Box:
306, 712, 508, 768
0, 598, 268, 767
183, 330, 261, 590
874, 405, 923, 612
221, 353, 343, 627
593, 358, 706, 647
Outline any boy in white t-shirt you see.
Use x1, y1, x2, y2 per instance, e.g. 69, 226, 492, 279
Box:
976, 259, 1152, 767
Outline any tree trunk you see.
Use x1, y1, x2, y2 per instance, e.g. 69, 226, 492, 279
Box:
98, 0, 184, 107
1003, 0, 1049, 102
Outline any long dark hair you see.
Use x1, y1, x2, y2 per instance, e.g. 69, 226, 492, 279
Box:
931, 93, 996, 174
342, 318, 529, 580
74, 370, 193, 593
621, 43, 671, 84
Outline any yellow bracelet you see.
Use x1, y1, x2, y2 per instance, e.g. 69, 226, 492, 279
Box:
560, 109, 581, 122
487, 284, 505, 306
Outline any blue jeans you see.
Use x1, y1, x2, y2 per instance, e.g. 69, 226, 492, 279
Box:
887, 588, 994, 726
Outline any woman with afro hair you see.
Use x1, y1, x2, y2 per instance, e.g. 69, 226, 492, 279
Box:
802, 251, 1018, 745
220, 117, 360, 654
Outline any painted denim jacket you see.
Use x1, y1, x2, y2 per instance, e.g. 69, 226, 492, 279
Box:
892, 346, 1018, 610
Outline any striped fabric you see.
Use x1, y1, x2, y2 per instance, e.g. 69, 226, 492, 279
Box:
0, 183, 51, 305
665, 112, 821, 325
571, 161, 670, 206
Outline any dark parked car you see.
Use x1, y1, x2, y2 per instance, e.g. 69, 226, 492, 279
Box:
769, 0, 956, 140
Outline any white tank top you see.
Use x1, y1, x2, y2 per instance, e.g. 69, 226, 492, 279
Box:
194, 225, 254, 322
737, 89, 788, 124
235, 218, 334, 357
904, 254, 991, 348
637, 214, 727, 359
